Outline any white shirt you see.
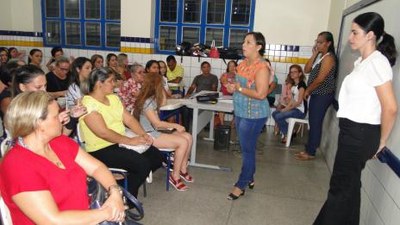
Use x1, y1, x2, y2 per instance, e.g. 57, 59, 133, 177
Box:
337, 51, 392, 124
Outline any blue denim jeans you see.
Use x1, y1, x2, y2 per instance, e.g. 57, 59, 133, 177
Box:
272, 109, 305, 135
234, 116, 267, 190
306, 94, 334, 156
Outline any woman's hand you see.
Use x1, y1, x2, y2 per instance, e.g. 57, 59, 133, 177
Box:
58, 110, 71, 125
304, 89, 311, 100
174, 124, 186, 132
102, 191, 125, 222
226, 83, 236, 93
312, 44, 318, 55
129, 134, 153, 146
373, 143, 386, 159
70, 105, 87, 118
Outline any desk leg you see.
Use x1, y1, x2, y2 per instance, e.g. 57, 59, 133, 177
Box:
189, 108, 231, 171
203, 111, 215, 141
190, 107, 199, 164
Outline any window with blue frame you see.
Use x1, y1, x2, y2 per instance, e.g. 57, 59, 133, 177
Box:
42, 0, 121, 50
155, 0, 255, 54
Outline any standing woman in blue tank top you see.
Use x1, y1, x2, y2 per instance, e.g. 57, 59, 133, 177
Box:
226, 32, 270, 200
296, 31, 338, 160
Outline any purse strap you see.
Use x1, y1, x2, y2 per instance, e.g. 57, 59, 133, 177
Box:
122, 188, 144, 221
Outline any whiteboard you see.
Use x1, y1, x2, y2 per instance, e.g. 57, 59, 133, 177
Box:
336, 0, 400, 158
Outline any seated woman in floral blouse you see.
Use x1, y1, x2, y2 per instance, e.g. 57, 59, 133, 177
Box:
117, 63, 145, 113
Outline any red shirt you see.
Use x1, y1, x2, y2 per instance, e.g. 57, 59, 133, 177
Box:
220, 72, 236, 96
0, 135, 88, 225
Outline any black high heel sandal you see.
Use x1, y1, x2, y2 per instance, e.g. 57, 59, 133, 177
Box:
227, 189, 245, 200
248, 182, 255, 189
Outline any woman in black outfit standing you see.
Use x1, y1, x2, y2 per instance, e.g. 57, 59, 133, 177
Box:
313, 12, 397, 225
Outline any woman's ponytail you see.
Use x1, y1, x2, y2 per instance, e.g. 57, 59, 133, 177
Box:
377, 32, 397, 66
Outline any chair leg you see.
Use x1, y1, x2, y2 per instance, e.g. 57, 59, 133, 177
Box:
143, 182, 147, 198
166, 152, 171, 191
286, 120, 295, 147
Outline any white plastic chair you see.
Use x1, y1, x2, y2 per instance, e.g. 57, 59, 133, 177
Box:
285, 117, 309, 147
75, 124, 130, 189
0, 196, 12, 225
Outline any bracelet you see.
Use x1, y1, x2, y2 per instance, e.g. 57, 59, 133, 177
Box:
108, 184, 122, 195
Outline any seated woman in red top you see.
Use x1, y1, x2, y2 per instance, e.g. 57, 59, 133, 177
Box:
218, 60, 237, 125
0, 91, 125, 224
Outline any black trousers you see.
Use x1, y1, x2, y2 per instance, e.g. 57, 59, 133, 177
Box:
90, 144, 163, 197
314, 118, 380, 225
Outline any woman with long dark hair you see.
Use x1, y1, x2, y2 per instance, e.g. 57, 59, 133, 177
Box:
314, 12, 397, 225
66, 57, 92, 106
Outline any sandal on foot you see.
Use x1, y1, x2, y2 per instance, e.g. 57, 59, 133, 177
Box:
227, 189, 245, 200
169, 175, 189, 191
180, 171, 194, 183
295, 153, 315, 161
248, 181, 255, 189
294, 151, 307, 156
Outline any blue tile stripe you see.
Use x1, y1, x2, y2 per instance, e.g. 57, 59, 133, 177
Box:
0, 30, 42, 37
120, 36, 153, 43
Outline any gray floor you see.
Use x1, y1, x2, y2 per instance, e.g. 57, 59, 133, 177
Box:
138, 126, 331, 225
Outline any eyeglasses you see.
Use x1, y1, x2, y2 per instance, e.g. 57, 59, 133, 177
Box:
59, 67, 69, 72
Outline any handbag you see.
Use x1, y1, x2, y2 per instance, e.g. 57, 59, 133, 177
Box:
87, 178, 144, 225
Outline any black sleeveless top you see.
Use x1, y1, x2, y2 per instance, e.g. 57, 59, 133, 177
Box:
307, 53, 337, 95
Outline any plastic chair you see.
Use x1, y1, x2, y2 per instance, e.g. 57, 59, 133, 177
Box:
75, 125, 129, 191
0, 196, 12, 225
285, 117, 309, 147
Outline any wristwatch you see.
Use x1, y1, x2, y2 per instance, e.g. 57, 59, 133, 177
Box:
238, 87, 243, 92
108, 184, 123, 195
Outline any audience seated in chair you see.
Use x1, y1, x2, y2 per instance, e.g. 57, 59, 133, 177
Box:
166, 55, 184, 95
117, 63, 145, 113
134, 73, 193, 191
272, 64, 307, 144
45, 56, 71, 98
265, 58, 278, 107
79, 68, 163, 197
10, 65, 86, 136
274, 74, 295, 135
182, 61, 218, 131
218, 60, 237, 125
0, 91, 125, 224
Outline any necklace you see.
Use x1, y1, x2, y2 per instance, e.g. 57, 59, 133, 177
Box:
18, 137, 64, 168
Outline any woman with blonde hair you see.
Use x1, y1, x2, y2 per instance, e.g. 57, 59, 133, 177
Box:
0, 91, 125, 224
134, 73, 193, 191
